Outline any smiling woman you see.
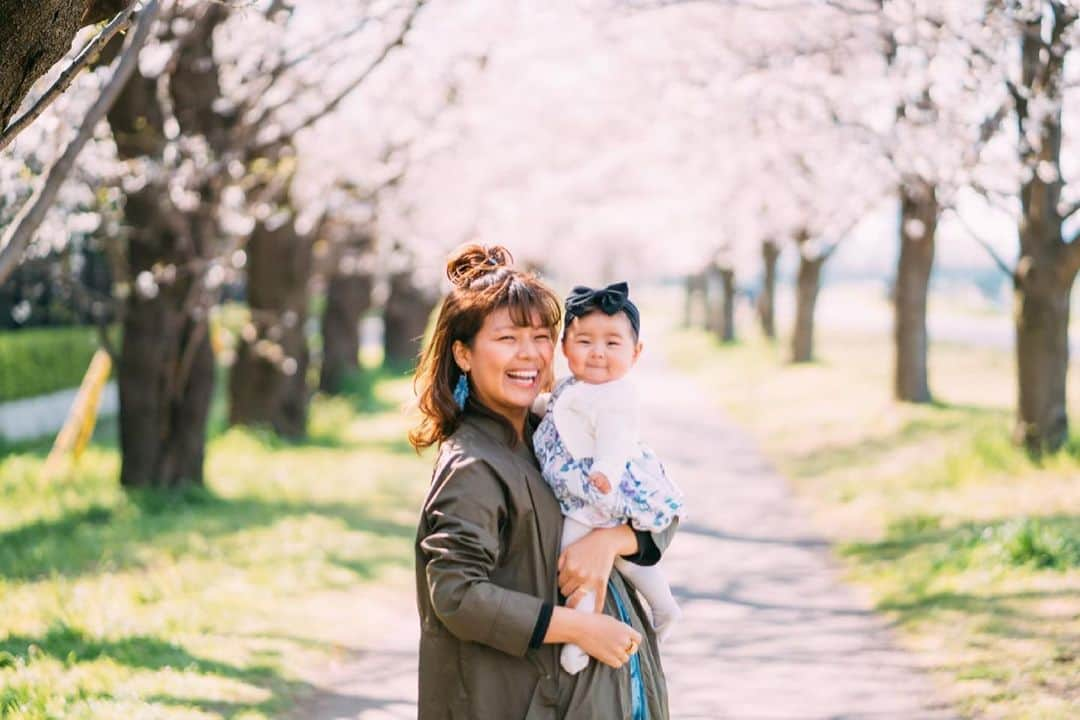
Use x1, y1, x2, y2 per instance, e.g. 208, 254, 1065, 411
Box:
409, 244, 677, 719
450, 308, 554, 433
409, 244, 562, 450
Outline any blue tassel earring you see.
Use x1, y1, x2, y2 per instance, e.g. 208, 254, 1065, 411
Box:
453, 372, 470, 410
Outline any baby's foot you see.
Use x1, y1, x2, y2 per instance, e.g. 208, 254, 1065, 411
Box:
560, 643, 590, 675
653, 604, 682, 645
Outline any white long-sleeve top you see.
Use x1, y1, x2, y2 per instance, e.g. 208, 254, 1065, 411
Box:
550, 377, 641, 481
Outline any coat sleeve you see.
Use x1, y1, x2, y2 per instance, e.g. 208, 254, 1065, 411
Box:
420, 456, 546, 658
625, 517, 679, 566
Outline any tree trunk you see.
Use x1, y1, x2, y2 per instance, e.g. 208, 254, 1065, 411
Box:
107, 6, 229, 487
1011, 10, 1080, 454
683, 271, 706, 329
383, 270, 437, 369
1014, 263, 1073, 454
229, 214, 313, 438
0, 0, 124, 129
319, 271, 373, 394
116, 186, 215, 488
894, 180, 937, 403
791, 235, 823, 364
758, 240, 778, 339
719, 266, 736, 343
703, 264, 722, 335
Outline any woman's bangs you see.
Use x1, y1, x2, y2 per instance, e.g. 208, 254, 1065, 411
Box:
504, 278, 561, 333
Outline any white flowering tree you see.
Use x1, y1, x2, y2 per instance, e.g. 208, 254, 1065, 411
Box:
974, 1, 1080, 453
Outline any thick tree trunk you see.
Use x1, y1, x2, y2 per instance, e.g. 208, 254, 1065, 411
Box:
894, 180, 937, 403
319, 271, 373, 394
719, 266, 736, 343
116, 187, 215, 488
383, 270, 437, 369
683, 271, 706, 329
107, 6, 229, 487
229, 215, 313, 438
791, 237, 823, 364
704, 264, 722, 335
1014, 264, 1073, 454
757, 240, 779, 339
0, 0, 124, 129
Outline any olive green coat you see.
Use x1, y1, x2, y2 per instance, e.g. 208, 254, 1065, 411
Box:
415, 412, 676, 719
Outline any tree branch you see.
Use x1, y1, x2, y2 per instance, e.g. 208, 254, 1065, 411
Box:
0, 1, 141, 153
0, 0, 161, 286
249, 0, 428, 155
946, 206, 1014, 279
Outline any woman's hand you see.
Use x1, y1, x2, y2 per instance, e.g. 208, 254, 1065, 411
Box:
545, 606, 642, 669
558, 525, 638, 612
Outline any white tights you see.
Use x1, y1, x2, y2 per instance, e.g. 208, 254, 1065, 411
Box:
559, 518, 681, 675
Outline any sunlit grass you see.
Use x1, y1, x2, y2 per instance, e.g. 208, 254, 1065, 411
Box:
667, 323, 1080, 719
0, 371, 429, 719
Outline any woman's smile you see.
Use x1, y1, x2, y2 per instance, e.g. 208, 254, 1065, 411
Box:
506, 369, 540, 387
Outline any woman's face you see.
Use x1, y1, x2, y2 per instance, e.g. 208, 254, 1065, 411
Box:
453, 307, 555, 429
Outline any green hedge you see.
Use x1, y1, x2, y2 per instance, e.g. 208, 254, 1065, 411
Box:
0, 326, 115, 403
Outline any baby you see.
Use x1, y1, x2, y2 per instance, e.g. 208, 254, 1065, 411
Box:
533, 281, 684, 675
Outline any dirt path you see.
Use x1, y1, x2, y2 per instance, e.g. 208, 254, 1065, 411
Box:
291, 356, 955, 719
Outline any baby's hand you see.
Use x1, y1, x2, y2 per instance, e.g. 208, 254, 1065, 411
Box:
588, 471, 612, 494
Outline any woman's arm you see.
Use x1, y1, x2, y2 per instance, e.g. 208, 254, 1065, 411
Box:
542, 606, 642, 669
558, 517, 680, 607
420, 457, 545, 658
557, 524, 637, 612
628, 517, 680, 566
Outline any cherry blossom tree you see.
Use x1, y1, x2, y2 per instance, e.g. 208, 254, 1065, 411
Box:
974, 1, 1080, 453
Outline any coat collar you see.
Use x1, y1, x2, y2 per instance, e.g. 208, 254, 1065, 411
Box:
460, 411, 535, 461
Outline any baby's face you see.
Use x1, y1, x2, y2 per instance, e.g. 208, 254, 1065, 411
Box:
562, 311, 642, 385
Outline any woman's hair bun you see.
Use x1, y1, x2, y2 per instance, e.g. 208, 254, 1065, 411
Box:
446, 243, 514, 288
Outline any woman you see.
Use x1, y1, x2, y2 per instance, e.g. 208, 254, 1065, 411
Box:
410, 244, 677, 719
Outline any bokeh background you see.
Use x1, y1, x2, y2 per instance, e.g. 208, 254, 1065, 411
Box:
0, 1, 1077, 718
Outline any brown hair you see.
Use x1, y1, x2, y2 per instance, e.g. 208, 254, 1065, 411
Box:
408, 243, 561, 451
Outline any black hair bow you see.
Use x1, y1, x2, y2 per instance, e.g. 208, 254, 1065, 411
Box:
564, 282, 640, 337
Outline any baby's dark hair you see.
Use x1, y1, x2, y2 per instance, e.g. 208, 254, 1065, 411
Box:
562, 282, 640, 342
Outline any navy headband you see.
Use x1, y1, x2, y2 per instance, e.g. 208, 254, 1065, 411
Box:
563, 281, 640, 338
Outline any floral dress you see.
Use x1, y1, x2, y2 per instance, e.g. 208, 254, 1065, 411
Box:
534, 377, 683, 532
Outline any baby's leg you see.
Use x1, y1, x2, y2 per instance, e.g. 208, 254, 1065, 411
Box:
614, 557, 682, 644
560, 518, 595, 675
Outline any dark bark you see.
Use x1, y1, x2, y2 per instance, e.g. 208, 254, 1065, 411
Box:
229, 213, 313, 438
116, 188, 215, 487
1014, 263, 1073, 454
894, 180, 937, 404
383, 270, 437, 369
791, 232, 823, 364
1010, 8, 1080, 454
319, 268, 373, 394
757, 240, 778, 339
107, 6, 230, 488
704, 264, 722, 335
719, 266, 736, 343
0, 0, 125, 129
683, 271, 706, 328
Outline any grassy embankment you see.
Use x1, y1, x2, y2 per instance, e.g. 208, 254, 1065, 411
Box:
0, 365, 429, 719
668, 322, 1079, 719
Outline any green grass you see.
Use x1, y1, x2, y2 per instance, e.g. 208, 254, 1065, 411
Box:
0, 371, 429, 719
0, 326, 119, 403
667, 322, 1080, 719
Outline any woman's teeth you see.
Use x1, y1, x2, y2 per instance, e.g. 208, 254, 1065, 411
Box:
507, 371, 537, 385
